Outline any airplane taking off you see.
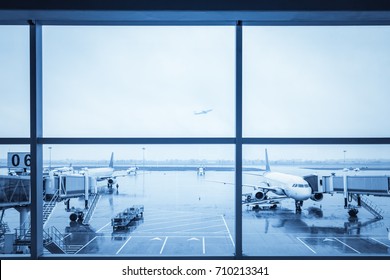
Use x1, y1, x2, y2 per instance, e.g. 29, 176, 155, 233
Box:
243, 149, 321, 213
80, 152, 119, 191
194, 109, 213, 115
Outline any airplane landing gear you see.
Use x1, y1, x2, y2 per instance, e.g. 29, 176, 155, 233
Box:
348, 207, 359, 217
295, 200, 303, 213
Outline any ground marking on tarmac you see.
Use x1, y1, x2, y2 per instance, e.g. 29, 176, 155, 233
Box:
160, 237, 168, 254
188, 237, 200, 241
221, 215, 235, 248
151, 237, 162, 241
146, 213, 207, 224
75, 236, 98, 254
203, 237, 205, 254
323, 238, 335, 242
334, 237, 361, 254
370, 237, 390, 248
116, 237, 132, 255
296, 237, 316, 254
140, 217, 222, 232
182, 224, 226, 232
96, 222, 111, 233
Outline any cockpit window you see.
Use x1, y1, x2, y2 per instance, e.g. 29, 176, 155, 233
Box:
292, 184, 310, 188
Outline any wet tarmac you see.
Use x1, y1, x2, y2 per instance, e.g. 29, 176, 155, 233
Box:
2, 168, 390, 257
243, 196, 390, 256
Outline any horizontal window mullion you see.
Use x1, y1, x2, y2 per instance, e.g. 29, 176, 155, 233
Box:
38, 137, 236, 145
0, 138, 31, 144
243, 138, 390, 145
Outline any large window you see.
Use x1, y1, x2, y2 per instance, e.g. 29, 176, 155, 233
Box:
242, 145, 390, 256
243, 26, 390, 137
0, 145, 30, 256
43, 26, 235, 137
0, 26, 29, 137
41, 145, 235, 256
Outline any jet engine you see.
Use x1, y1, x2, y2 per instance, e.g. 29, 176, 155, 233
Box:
254, 191, 266, 200
310, 192, 323, 202
107, 178, 116, 185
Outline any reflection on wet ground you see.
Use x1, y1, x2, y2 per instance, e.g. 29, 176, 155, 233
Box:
244, 204, 390, 256
33, 170, 390, 256
64, 221, 101, 254
111, 219, 144, 241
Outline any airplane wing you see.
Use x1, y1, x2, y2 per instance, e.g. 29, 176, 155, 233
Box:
97, 171, 128, 181
112, 170, 128, 177
205, 179, 284, 194
194, 109, 213, 115
242, 194, 288, 206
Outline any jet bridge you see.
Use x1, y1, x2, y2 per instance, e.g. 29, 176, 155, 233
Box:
304, 174, 390, 219
0, 175, 30, 208
322, 175, 390, 195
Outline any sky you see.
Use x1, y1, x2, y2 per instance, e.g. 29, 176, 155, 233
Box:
244, 26, 390, 137
42, 26, 235, 137
1, 25, 390, 161
0, 26, 30, 137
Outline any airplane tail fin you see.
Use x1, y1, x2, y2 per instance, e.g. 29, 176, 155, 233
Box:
109, 152, 114, 168
265, 149, 271, 172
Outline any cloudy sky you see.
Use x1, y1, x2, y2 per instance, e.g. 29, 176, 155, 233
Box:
1, 25, 390, 161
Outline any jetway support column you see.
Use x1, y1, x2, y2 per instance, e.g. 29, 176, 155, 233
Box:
343, 173, 348, 208
84, 174, 89, 209
65, 199, 70, 211
357, 194, 361, 207
16, 206, 30, 232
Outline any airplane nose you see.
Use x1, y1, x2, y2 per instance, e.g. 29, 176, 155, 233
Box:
304, 188, 312, 199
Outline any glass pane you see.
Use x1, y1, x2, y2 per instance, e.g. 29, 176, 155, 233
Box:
42, 145, 235, 256
43, 26, 235, 137
243, 145, 390, 256
244, 26, 390, 137
0, 145, 31, 256
0, 26, 29, 137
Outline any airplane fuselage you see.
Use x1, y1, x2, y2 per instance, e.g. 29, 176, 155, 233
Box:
263, 171, 312, 201
83, 167, 114, 181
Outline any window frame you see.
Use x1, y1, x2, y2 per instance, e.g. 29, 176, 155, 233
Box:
1, 13, 390, 260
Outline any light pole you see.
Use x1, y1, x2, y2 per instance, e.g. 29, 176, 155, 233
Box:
343, 150, 347, 168
48, 147, 52, 171
142, 147, 146, 169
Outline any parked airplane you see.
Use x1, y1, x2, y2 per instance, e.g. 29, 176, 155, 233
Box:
79, 152, 119, 191
126, 166, 139, 175
53, 164, 73, 175
194, 109, 212, 115
243, 149, 321, 213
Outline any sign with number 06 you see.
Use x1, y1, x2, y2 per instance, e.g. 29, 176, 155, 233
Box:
7, 152, 31, 169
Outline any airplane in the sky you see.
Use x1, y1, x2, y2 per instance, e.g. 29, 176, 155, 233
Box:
243, 149, 322, 213
79, 152, 120, 191
194, 109, 213, 115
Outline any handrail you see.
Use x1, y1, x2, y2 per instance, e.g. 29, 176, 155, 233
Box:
43, 226, 68, 252
352, 194, 383, 219
83, 194, 101, 224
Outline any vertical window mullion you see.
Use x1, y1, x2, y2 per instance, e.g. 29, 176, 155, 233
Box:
29, 21, 43, 259
235, 21, 243, 258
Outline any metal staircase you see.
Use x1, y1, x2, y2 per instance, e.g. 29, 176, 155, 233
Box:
83, 193, 100, 224
13, 192, 99, 254
43, 226, 67, 254
351, 194, 384, 219
43, 190, 59, 225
